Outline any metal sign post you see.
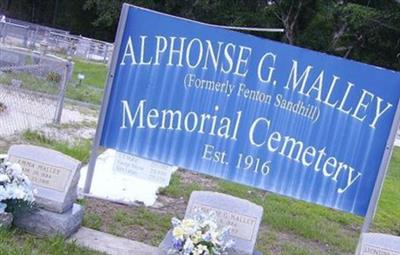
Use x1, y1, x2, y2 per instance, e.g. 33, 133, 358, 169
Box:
83, 4, 129, 194
355, 99, 400, 255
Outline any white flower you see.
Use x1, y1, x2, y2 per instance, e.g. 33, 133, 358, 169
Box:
181, 219, 197, 235
0, 174, 9, 183
172, 226, 185, 240
183, 238, 194, 250
0, 161, 35, 205
169, 211, 234, 255
193, 244, 208, 255
182, 219, 196, 228
10, 163, 22, 176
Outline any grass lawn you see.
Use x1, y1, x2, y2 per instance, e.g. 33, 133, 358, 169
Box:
0, 57, 107, 105
2, 46, 395, 255
22, 130, 92, 163
67, 58, 108, 105
65, 58, 108, 105
137, 148, 400, 254
0, 72, 59, 95
6, 128, 400, 254
0, 229, 103, 255
71, 58, 108, 89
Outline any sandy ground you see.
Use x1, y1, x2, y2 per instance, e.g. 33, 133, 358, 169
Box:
0, 85, 97, 138
0, 86, 56, 136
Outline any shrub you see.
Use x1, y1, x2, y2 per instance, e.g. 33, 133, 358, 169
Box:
46, 72, 62, 83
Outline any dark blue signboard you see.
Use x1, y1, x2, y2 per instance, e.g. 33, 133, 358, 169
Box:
99, 5, 400, 216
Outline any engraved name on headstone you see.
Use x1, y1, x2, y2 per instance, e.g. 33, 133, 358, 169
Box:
8, 144, 81, 213
188, 203, 257, 241
113, 151, 176, 186
360, 233, 400, 255
159, 191, 263, 255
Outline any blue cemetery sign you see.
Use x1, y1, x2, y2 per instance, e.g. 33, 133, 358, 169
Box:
98, 5, 400, 216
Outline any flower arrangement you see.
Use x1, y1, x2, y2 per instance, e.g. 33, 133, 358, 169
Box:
0, 158, 35, 216
168, 211, 234, 255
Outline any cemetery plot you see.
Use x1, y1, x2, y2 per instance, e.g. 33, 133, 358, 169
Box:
0, 17, 113, 63
159, 191, 263, 255
78, 149, 177, 206
0, 86, 57, 136
8, 144, 84, 238
0, 47, 69, 136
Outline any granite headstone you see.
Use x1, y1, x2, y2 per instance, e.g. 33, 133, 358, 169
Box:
8, 144, 84, 238
359, 233, 400, 255
159, 191, 263, 255
8, 144, 81, 213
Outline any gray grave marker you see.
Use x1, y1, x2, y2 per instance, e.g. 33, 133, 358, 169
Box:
159, 191, 263, 255
8, 144, 81, 213
8, 144, 84, 238
359, 233, 400, 255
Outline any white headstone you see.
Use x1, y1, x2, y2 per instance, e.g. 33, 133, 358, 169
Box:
78, 149, 177, 206
8, 144, 81, 213
185, 191, 263, 254
359, 233, 400, 255
159, 191, 263, 255
113, 151, 175, 186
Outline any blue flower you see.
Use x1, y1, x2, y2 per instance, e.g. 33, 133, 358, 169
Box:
173, 239, 183, 250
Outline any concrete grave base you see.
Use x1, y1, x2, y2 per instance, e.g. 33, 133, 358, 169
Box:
69, 227, 159, 255
0, 213, 13, 229
8, 144, 82, 214
14, 203, 83, 238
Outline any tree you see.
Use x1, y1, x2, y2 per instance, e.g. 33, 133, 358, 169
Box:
0, 0, 399, 70
269, 0, 316, 44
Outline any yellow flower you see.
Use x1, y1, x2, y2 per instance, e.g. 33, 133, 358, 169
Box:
172, 227, 185, 239
182, 219, 196, 228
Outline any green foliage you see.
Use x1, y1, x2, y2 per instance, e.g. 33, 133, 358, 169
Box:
159, 172, 202, 201
111, 207, 172, 245
0, 72, 59, 95
2, 0, 399, 70
83, 0, 400, 71
66, 84, 103, 105
64, 58, 107, 104
374, 147, 400, 234
3, 199, 35, 216
22, 130, 92, 163
72, 58, 107, 88
46, 72, 62, 83
0, 229, 103, 255
83, 212, 103, 230
216, 148, 400, 254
